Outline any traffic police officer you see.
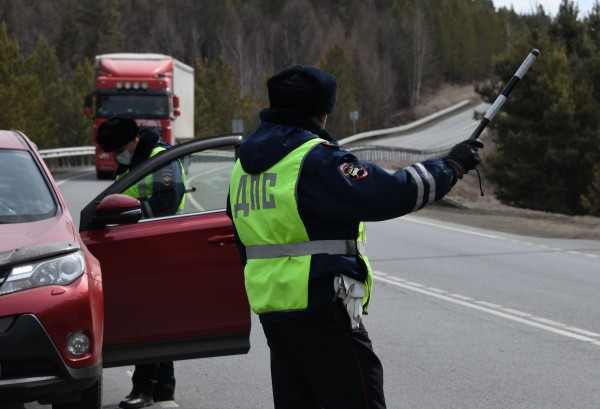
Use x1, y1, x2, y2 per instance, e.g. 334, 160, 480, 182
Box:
97, 116, 185, 218
97, 116, 186, 409
226, 65, 483, 409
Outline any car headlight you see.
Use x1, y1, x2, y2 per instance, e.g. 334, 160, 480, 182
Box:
0, 250, 85, 295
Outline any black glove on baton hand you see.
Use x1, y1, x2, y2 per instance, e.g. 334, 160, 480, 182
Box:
443, 139, 484, 179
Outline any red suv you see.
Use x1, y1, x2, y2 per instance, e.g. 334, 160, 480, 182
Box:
0, 130, 250, 408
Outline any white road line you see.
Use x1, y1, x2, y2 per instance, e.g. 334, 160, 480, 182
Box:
564, 326, 600, 337
530, 317, 566, 327
403, 216, 500, 239
426, 287, 447, 294
55, 171, 94, 186
448, 293, 473, 301
373, 271, 600, 346
157, 402, 179, 408
474, 301, 502, 309
403, 216, 600, 259
501, 308, 532, 318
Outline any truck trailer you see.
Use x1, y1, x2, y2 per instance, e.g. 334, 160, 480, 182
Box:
84, 53, 194, 179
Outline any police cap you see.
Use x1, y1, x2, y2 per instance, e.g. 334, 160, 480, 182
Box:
97, 117, 139, 152
267, 65, 337, 117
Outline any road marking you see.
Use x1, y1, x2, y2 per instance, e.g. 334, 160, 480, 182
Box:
157, 402, 179, 408
373, 270, 600, 346
475, 301, 502, 309
402, 216, 600, 259
403, 216, 501, 239
565, 326, 600, 337
448, 293, 473, 301
501, 308, 532, 318
55, 171, 94, 186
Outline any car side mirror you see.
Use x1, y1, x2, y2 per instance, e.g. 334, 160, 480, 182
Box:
91, 194, 143, 226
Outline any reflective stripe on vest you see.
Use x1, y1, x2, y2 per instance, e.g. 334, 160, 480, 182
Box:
245, 239, 366, 259
229, 137, 372, 314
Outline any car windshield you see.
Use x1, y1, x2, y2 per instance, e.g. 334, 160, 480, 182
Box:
0, 150, 58, 223
96, 94, 169, 119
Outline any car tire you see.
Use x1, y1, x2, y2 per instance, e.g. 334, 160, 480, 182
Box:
52, 374, 102, 409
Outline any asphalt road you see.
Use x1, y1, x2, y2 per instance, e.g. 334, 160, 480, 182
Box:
23, 170, 599, 409
370, 102, 490, 149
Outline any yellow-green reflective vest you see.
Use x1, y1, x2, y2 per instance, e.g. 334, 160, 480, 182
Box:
117, 146, 185, 215
229, 138, 373, 314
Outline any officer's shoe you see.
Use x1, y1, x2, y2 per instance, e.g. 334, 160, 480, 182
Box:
119, 392, 153, 409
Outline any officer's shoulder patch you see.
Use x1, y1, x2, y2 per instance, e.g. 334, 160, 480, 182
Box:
161, 168, 174, 187
339, 162, 369, 180
320, 140, 338, 149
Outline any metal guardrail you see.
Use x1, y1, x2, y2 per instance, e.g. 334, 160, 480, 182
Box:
40, 146, 95, 158
349, 145, 450, 163
39, 146, 95, 169
36, 100, 475, 169
338, 100, 472, 146
339, 99, 474, 162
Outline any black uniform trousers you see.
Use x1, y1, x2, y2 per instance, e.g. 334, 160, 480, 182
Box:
262, 301, 386, 409
131, 361, 175, 400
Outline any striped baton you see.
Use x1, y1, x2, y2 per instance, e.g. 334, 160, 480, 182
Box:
469, 48, 540, 140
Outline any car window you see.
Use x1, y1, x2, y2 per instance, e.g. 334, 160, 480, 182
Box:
117, 145, 237, 219
0, 150, 58, 223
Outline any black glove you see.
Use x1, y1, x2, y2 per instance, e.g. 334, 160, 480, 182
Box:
443, 139, 484, 179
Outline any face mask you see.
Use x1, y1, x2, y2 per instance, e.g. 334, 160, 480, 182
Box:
115, 149, 132, 165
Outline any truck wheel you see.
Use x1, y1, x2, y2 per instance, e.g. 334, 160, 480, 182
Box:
52, 374, 102, 409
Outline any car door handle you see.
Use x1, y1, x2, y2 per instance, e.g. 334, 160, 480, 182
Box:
207, 234, 236, 246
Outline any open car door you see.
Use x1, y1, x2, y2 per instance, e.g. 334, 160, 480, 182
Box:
79, 134, 250, 367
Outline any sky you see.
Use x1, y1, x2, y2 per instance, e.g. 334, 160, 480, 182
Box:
493, 0, 598, 17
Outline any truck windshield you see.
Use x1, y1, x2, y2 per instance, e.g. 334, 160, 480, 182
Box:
96, 94, 169, 119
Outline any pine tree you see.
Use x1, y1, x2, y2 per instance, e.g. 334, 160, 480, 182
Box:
195, 56, 253, 137
481, 31, 600, 215
320, 43, 359, 138
0, 23, 47, 144
55, 0, 81, 72
77, 0, 124, 58
28, 35, 94, 148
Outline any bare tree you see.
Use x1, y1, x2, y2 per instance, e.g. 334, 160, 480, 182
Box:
408, 5, 428, 107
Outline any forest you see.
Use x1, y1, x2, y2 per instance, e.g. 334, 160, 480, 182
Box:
0, 0, 599, 216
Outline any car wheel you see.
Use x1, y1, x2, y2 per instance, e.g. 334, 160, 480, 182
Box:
52, 374, 102, 409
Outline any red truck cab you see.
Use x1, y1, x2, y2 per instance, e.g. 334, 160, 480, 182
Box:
84, 53, 194, 179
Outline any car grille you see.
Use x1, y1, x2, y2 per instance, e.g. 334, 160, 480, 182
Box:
1, 358, 59, 379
